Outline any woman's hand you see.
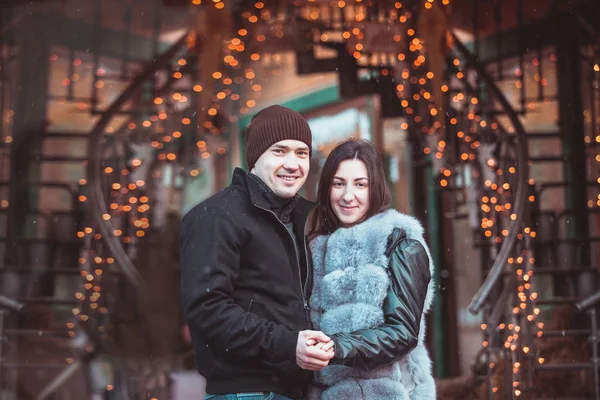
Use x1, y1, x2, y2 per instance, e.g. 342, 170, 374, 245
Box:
296, 331, 335, 370
307, 337, 335, 352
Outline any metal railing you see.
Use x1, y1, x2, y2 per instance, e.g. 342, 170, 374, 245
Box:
450, 32, 531, 315
85, 31, 191, 292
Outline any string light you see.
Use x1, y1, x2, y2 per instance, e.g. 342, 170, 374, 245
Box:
40, 29, 232, 375
42, 0, 571, 395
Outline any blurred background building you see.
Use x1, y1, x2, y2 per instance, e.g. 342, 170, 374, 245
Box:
0, 0, 599, 398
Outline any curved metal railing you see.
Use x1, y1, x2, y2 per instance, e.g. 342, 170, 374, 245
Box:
86, 32, 192, 292
448, 32, 530, 315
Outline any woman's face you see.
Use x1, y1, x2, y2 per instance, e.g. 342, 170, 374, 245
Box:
330, 159, 370, 227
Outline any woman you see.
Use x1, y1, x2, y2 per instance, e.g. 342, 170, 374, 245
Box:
307, 139, 435, 399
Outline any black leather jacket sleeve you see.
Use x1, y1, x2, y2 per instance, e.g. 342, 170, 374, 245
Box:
329, 228, 431, 371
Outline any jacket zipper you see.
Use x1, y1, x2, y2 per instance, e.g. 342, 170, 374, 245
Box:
301, 235, 311, 324
254, 204, 311, 324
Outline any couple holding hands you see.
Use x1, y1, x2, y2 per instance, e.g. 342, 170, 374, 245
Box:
180, 105, 436, 400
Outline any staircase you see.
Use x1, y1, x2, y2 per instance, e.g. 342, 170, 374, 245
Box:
0, 1, 201, 398
443, 0, 600, 398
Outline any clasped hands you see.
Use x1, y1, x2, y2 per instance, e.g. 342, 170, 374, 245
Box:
295, 330, 335, 371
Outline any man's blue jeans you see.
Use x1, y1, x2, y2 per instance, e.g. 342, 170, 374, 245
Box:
205, 393, 295, 400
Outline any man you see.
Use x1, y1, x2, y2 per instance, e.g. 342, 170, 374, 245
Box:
180, 105, 334, 400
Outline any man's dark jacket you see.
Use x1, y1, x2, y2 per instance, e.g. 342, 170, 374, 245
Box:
180, 168, 315, 399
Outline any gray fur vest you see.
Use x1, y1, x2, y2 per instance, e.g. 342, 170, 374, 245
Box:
308, 209, 436, 400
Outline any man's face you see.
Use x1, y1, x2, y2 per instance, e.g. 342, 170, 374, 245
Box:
251, 139, 311, 199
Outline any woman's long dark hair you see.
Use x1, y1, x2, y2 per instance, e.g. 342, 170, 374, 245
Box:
308, 139, 391, 239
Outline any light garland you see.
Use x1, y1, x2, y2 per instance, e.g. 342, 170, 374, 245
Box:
17, 0, 591, 396
593, 62, 600, 210
59, 34, 212, 384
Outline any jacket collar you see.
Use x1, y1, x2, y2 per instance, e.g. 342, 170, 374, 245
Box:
231, 168, 315, 223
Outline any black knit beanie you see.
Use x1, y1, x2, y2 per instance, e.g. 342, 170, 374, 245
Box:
245, 105, 312, 169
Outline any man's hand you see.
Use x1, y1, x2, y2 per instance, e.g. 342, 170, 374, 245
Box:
296, 330, 335, 371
